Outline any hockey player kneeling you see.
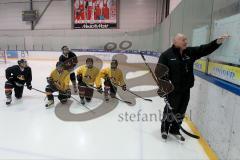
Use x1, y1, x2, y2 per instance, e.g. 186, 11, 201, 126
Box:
95, 59, 126, 102
76, 58, 100, 105
45, 62, 71, 108
4, 59, 32, 105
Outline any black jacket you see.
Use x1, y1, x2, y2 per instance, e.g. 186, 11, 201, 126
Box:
59, 51, 77, 63
155, 40, 221, 92
59, 51, 78, 70
6, 65, 32, 86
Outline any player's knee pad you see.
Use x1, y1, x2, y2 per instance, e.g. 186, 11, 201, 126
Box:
5, 81, 13, 95
60, 99, 68, 104
15, 91, 23, 99
14, 87, 23, 99
5, 81, 14, 89
58, 93, 69, 101
59, 90, 70, 104
104, 79, 111, 86
110, 92, 116, 98
104, 86, 110, 95
45, 87, 54, 100
85, 87, 94, 99
45, 85, 54, 93
78, 81, 86, 86
110, 85, 117, 93
66, 89, 71, 98
47, 94, 54, 101
104, 80, 111, 90
85, 97, 92, 102
5, 88, 12, 97
78, 85, 86, 96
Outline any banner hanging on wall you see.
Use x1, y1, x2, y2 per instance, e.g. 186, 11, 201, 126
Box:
73, 0, 119, 29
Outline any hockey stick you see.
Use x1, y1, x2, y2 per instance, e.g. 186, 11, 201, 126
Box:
105, 82, 133, 105
30, 87, 46, 94
82, 83, 132, 105
111, 82, 152, 102
30, 87, 57, 100
113, 96, 132, 105
140, 52, 200, 139
70, 95, 94, 113
30, 87, 59, 98
29, 86, 94, 113
125, 89, 152, 102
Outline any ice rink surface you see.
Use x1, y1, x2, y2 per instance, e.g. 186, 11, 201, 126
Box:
0, 59, 208, 159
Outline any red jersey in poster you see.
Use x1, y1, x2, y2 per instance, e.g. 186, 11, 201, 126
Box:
85, 0, 93, 20
94, 0, 101, 20
102, 0, 109, 20
74, 0, 85, 21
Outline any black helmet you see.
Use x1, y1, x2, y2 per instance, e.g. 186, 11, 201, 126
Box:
86, 58, 93, 63
56, 61, 64, 68
111, 59, 118, 66
61, 45, 69, 50
111, 59, 118, 69
18, 59, 27, 65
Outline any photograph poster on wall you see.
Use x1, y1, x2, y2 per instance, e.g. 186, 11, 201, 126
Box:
73, 0, 119, 29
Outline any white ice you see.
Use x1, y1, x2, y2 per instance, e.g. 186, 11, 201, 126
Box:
0, 60, 209, 160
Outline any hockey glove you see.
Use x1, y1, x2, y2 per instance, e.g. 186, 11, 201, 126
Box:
122, 85, 127, 91
47, 77, 54, 85
65, 89, 71, 98
77, 74, 83, 82
27, 84, 32, 90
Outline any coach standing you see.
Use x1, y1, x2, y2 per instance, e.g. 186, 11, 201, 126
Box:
155, 33, 230, 141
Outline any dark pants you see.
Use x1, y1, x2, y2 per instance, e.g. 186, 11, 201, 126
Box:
78, 82, 94, 102
70, 72, 76, 83
5, 80, 24, 99
104, 79, 117, 97
161, 89, 190, 134
45, 85, 71, 103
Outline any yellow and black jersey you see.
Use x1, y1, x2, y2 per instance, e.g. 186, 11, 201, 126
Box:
50, 69, 70, 91
76, 65, 100, 85
95, 67, 125, 88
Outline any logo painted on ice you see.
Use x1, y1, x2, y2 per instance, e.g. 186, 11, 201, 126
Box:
54, 54, 160, 121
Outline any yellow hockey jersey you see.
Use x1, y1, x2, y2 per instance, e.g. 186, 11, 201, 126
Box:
50, 69, 70, 91
76, 65, 100, 85
95, 67, 125, 88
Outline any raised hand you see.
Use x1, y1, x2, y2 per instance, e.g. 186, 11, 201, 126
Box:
216, 33, 230, 44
